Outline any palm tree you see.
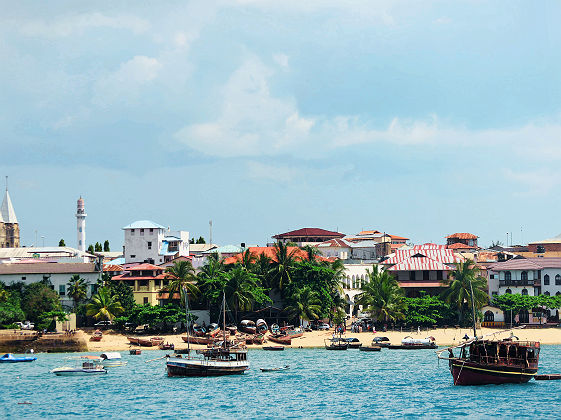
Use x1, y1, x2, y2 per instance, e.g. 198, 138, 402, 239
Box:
67, 275, 88, 312
86, 287, 124, 321
302, 245, 320, 261
269, 242, 298, 291
197, 254, 226, 307
223, 266, 266, 323
355, 265, 406, 323
284, 286, 322, 326
239, 249, 256, 271
441, 259, 488, 324
164, 260, 199, 304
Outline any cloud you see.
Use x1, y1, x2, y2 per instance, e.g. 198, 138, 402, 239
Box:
503, 168, 561, 197
18, 12, 150, 37
92, 56, 162, 106
433, 17, 452, 25
273, 53, 289, 70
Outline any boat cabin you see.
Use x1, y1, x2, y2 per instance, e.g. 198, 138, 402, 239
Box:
458, 340, 540, 368
198, 348, 248, 362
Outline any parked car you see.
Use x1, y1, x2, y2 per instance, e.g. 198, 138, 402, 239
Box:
15, 321, 34, 330
94, 321, 113, 329
311, 321, 330, 330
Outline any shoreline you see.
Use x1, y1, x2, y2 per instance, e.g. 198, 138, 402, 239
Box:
84, 327, 561, 352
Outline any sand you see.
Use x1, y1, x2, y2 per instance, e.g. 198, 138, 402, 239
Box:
85, 326, 561, 352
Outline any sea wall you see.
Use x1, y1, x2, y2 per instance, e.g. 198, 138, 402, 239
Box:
0, 331, 88, 353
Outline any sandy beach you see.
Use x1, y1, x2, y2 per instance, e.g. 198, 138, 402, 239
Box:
85, 326, 561, 352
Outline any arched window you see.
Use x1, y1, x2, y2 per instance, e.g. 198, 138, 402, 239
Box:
519, 310, 529, 324
556, 275, 561, 285
352, 275, 356, 289
544, 274, 550, 285
505, 289, 512, 294
505, 271, 511, 281
484, 311, 494, 322
521, 271, 528, 281
521, 288, 528, 295
545, 291, 550, 296
556, 292, 561, 296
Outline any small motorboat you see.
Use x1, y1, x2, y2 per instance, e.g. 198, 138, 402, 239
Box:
90, 330, 103, 342
240, 320, 257, 334
0, 353, 37, 363
129, 349, 142, 355
100, 352, 127, 367
325, 337, 348, 350
256, 319, 268, 335
372, 337, 391, 347
268, 335, 292, 345
388, 336, 437, 350
344, 337, 362, 349
127, 336, 165, 347
263, 346, 285, 351
51, 360, 107, 376
160, 342, 175, 351
359, 345, 382, 352
260, 365, 290, 372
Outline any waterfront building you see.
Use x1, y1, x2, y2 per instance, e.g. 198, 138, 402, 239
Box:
0, 246, 96, 263
123, 220, 190, 265
0, 181, 20, 248
446, 232, 478, 248
111, 263, 169, 305
0, 262, 100, 309
272, 227, 344, 247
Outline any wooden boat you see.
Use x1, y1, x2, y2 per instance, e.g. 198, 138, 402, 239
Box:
127, 336, 165, 347
256, 319, 268, 335
240, 320, 257, 334
129, 349, 142, 355
372, 337, 391, 347
90, 330, 103, 342
160, 342, 175, 351
193, 324, 206, 336
344, 337, 362, 349
388, 336, 437, 349
174, 348, 190, 355
227, 325, 238, 335
437, 337, 540, 385
166, 293, 249, 377
182, 335, 217, 345
263, 346, 284, 351
268, 335, 292, 345
0, 353, 36, 363
260, 365, 290, 372
51, 360, 107, 376
359, 345, 381, 352
325, 337, 348, 350
207, 324, 221, 338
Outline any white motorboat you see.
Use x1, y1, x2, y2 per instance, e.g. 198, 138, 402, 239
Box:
100, 352, 127, 367
51, 360, 107, 376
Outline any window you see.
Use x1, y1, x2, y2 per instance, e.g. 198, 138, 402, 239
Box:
79, 227, 82, 232
544, 274, 550, 285
521, 271, 528, 281
140, 229, 144, 236
150, 228, 153, 233
484, 311, 494, 322
131, 229, 135, 235
505, 289, 512, 294
521, 288, 528, 295
409, 271, 415, 281
489, 274, 495, 279
130, 255, 136, 259
437, 271, 443, 281
147, 241, 152, 250
155, 279, 160, 287
556, 275, 561, 286
423, 271, 429, 281
505, 271, 511, 281
143, 297, 149, 304
139, 280, 148, 287
537, 245, 545, 253
79, 240, 82, 245
59, 285, 66, 296
21, 276, 26, 280
545, 291, 550, 296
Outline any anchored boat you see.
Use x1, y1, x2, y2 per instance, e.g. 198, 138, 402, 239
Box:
0, 353, 36, 363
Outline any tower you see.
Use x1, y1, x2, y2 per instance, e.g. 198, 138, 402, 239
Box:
76, 196, 86, 252
0, 176, 20, 248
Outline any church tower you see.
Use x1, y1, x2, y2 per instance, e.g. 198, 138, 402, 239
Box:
0, 177, 20, 248
76, 196, 87, 252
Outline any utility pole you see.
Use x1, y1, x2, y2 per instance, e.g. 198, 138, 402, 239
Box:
209, 220, 213, 245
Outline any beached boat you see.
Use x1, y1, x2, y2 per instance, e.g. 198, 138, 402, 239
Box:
51, 360, 107, 376
0, 353, 37, 363
240, 320, 257, 334
260, 365, 290, 372
344, 337, 362, 349
437, 336, 540, 385
268, 335, 292, 345
127, 336, 165, 347
256, 319, 268, 335
181, 335, 217, 345
192, 324, 206, 337
227, 325, 238, 335
167, 294, 249, 377
372, 337, 391, 347
325, 337, 348, 350
263, 346, 284, 351
388, 336, 437, 349
90, 330, 103, 342
160, 342, 175, 351
359, 345, 381, 352
207, 324, 221, 338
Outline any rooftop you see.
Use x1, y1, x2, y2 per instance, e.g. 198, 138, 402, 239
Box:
0, 262, 97, 275
489, 257, 561, 271
122, 220, 166, 230
272, 228, 344, 240
446, 232, 478, 239
203, 245, 243, 254
529, 233, 561, 245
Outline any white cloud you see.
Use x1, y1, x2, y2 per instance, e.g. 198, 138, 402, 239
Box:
433, 17, 452, 25
92, 56, 162, 106
18, 12, 150, 37
273, 53, 289, 70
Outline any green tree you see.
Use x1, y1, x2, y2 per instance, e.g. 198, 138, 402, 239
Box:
86, 287, 124, 321
222, 266, 270, 322
239, 249, 256, 271
103, 240, 110, 252
87, 244, 95, 254
440, 260, 488, 324
94, 242, 102, 252
21, 282, 62, 324
302, 245, 320, 261
270, 242, 298, 291
403, 293, 455, 326
67, 274, 88, 312
164, 260, 199, 304
37, 310, 68, 332
58, 239, 66, 247
197, 253, 226, 307
107, 281, 135, 312
196, 236, 206, 244
355, 265, 406, 324
284, 286, 322, 326
252, 253, 273, 288
0, 289, 25, 327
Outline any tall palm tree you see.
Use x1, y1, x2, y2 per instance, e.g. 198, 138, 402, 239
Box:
86, 287, 124, 321
197, 254, 226, 306
284, 286, 322, 326
164, 260, 199, 304
302, 245, 320, 262
67, 274, 88, 312
223, 266, 265, 323
355, 265, 406, 323
239, 249, 256, 271
441, 259, 488, 324
269, 242, 298, 291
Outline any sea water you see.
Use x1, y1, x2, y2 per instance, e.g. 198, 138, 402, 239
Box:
1, 346, 561, 419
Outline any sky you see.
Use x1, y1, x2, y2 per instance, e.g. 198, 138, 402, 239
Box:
2, 0, 561, 250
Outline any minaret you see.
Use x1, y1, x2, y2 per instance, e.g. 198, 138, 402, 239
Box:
1, 176, 20, 247
76, 196, 86, 252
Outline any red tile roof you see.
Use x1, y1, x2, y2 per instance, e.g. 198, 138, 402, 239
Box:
272, 228, 344, 239
224, 246, 330, 265
447, 243, 477, 250
446, 233, 478, 239
127, 263, 163, 271
103, 264, 123, 272
386, 256, 449, 271
357, 230, 382, 235
112, 273, 167, 280
389, 234, 409, 240
489, 257, 561, 271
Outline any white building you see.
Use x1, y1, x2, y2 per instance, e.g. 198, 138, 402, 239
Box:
341, 262, 379, 317
0, 262, 100, 309
123, 220, 190, 265
0, 246, 96, 263
76, 196, 86, 252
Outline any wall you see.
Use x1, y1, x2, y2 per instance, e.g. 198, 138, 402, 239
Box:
124, 227, 164, 264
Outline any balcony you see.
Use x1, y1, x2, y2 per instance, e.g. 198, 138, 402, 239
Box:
499, 280, 536, 287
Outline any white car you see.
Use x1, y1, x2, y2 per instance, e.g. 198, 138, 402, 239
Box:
16, 321, 34, 330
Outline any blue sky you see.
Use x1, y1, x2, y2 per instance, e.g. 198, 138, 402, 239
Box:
2, 0, 561, 249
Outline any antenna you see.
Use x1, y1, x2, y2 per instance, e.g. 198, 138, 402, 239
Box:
5, 176, 7, 191
209, 220, 213, 245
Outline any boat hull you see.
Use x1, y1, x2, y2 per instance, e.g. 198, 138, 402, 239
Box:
166, 358, 249, 377
388, 344, 437, 350
268, 335, 291, 345
450, 359, 537, 385
359, 346, 381, 352
52, 369, 107, 376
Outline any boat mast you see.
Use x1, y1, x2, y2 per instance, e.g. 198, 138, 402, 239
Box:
222, 292, 227, 349
184, 287, 190, 351
468, 278, 477, 339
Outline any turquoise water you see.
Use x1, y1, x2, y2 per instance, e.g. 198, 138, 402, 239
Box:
2, 346, 561, 419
